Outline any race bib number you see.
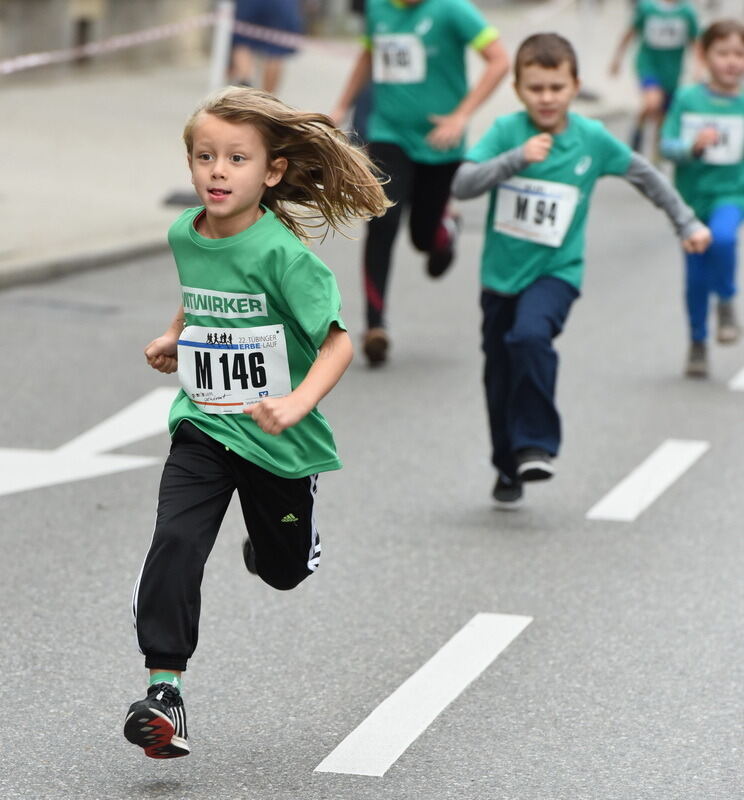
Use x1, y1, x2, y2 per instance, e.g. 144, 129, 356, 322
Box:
495, 177, 580, 248
177, 325, 291, 415
681, 113, 744, 165
372, 34, 426, 84
643, 16, 688, 49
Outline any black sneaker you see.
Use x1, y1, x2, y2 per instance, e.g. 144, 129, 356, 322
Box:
124, 682, 190, 759
515, 448, 554, 482
685, 340, 708, 377
717, 300, 740, 344
426, 212, 462, 278
242, 537, 258, 575
492, 475, 523, 509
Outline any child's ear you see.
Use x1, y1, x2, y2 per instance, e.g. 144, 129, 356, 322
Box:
266, 157, 288, 188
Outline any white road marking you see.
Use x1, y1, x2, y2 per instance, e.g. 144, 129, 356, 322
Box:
314, 612, 532, 777
58, 387, 178, 454
586, 439, 710, 522
0, 388, 177, 498
727, 366, 744, 391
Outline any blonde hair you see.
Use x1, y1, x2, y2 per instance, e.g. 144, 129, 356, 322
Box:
183, 86, 392, 240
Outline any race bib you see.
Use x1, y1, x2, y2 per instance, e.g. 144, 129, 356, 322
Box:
681, 113, 744, 165
372, 34, 426, 84
643, 16, 688, 49
177, 325, 291, 415
495, 177, 580, 248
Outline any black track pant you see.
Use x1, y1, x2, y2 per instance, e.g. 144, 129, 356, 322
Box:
364, 141, 460, 329
132, 422, 320, 671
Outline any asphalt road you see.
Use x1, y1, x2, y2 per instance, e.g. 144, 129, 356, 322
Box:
1, 165, 742, 799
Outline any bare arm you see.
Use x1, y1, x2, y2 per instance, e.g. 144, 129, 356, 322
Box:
144, 305, 185, 374
428, 38, 510, 151
609, 27, 636, 75
330, 49, 373, 127
244, 324, 354, 435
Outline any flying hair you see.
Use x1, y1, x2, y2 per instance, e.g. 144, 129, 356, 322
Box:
183, 86, 392, 241
514, 33, 579, 82
700, 19, 744, 51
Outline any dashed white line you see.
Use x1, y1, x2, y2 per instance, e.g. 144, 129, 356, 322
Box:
586, 439, 710, 522
314, 612, 532, 777
727, 366, 744, 391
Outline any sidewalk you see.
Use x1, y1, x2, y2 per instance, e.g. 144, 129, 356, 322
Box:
0, 1, 644, 289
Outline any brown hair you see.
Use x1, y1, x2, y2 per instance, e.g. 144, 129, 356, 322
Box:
700, 19, 744, 52
514, 33, 579, 82
183, 86, 392, 240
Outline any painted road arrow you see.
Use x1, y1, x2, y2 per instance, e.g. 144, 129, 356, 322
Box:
0, 387, 178, 498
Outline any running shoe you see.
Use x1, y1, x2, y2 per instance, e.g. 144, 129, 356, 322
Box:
124, 683, 190, 759
717, 301, 740, 344
243, 537, 258, 575
426, 211, 462, 278
515, 448, 554, 482
492, 475, 523, 509
363, 327, 389, 366
685, 341, 708, 378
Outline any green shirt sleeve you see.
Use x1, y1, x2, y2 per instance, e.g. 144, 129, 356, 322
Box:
686, 6, 699, 40
465, 119, 504, 163
661, 90, 683, 141
281, 252, 346, 351
632, 1, 645, 33
447, 0, 493, 47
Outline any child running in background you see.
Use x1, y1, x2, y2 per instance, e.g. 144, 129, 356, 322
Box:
124, 87, 389, 758
331, 0, 509, 366
452, 33, 711, 508
661, 19, 744, 378
610, 0, 699, 155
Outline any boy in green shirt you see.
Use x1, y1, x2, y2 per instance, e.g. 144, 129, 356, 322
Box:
452, 33, 710, 507
610, 0, 699, 154
661, 19, 744, 377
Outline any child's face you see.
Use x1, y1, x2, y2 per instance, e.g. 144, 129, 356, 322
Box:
704, 33, 744, 92
188, 113, 286, 231
514, 61, 580, 134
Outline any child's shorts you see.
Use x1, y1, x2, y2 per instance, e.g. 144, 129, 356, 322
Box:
233, 0, 303, 57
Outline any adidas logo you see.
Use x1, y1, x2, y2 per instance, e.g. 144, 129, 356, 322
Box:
281, 513, 299, 524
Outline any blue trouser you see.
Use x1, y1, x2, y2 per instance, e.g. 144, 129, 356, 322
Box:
481, 277, 579, 480
685, 204, 743, 342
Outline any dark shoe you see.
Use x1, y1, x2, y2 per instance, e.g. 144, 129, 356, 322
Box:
363, 328, 389, 366
492, 475, 523, 509
243, 537, 257, 575
124, 683, 189, 759
426, 211, 462, 278
515, 448, 554, 482
716, 300, 740, 344
685, 340, 708, 377
630, 126, 643, 153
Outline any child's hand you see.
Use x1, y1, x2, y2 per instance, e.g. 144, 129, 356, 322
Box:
427, 111, 468, 151
693, 127, 719, 156
523, 134, 553, 163
243, 395, 311, 435
682, 226, 712, 254
144, 335, 178, 374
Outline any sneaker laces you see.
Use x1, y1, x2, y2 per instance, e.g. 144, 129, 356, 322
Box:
149, 682, 181, 705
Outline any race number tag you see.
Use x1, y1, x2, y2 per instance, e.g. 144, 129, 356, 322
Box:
372, 34, 426, 84
681, 113, 744, 165
177, 325, 292, 415
495, 177, 579, 248
643, 16, 688, 49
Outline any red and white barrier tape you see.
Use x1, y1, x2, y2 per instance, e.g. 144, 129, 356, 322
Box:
0, 13, 355, 76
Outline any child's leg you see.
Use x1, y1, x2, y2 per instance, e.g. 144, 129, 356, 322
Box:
132, 422, 236, 672
503, 276, 579, 457
481, 290, 518, 480
363, 142, 414, 330
684, 249, 711, 343
409, 160, 461, 277
235, 464, 320, 591
707, 204, 743, 303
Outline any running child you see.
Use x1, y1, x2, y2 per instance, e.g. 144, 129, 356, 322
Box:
610, 0, 699, 155
452, 33, 711, 508
330, 0, 509, 365
124, 87, 390, 758
660, 19, 744, 377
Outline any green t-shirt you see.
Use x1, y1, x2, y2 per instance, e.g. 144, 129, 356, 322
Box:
167, 207, 346, 479
366, 0, 497, 164
633, 0, 698, 93
661, 83, 744, 220
465, 112, 633, 295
